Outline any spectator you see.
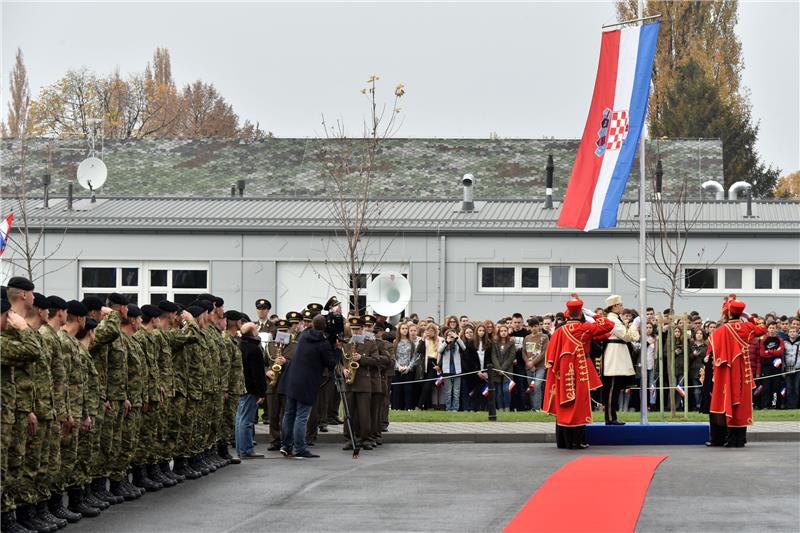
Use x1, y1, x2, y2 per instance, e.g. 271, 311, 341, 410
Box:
523, 318, 548, 411
688, 328, 707, 411
460, 325, 480, 411
645, 322, 657, 410
438, 328, 466, 411
236, 323, 267, 459
758, 322, 785, 409
783, 326, 800, 409
444, 315, 460, 334
459, 315, 471, 331
391, 322, 419, 411
416, 324, 441, 410
491, 324, 515, 411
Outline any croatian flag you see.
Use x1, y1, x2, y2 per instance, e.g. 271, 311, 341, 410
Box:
674, 384, 685, 398
527, 381, 536, 393
772, 357, 783, 369
558, 23, 660, 231
780, 386, 787, 398
482, 384, 490, 397
435, 374, 444, 387
753, 384, 763, 396
507, 380, 517, 393
0, 212, 13, 257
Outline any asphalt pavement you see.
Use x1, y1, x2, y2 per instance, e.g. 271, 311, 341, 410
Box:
64, 442, 800, 533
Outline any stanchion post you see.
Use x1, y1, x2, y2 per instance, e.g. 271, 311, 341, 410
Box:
682, 313, 689, 418
657, 314, 664, 418
487, 364, 497, 421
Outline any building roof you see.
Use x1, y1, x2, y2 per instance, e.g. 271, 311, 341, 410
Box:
2, 196, 797, 234
1, 137, 723, 200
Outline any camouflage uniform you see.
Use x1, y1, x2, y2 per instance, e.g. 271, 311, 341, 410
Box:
223, 331, 245, 447
56, 330, 85, 492
37, 325, 67, 503
168, 318, 202, 461
184, 327, 208, 457
116, 334, 145, 478
89, 311, 121, 479
151, 329, 173, 462
200, 327, 221, 451
75, 343, 101, 488
215, 326, 231, 449
104, 325, 128, 483
0, 327, 41, 513
133, 328, 160, 467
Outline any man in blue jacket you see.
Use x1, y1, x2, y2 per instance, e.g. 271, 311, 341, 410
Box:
279, 315, 341, 458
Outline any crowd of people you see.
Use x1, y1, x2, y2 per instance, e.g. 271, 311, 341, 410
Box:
2, 274, 798, 531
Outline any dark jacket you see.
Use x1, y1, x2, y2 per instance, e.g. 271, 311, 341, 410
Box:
461, 340, 480, 374
278, 329, 340, 405
240, 334, 267, 398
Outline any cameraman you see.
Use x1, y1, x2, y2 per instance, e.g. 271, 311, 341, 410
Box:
278, 314, 341, 458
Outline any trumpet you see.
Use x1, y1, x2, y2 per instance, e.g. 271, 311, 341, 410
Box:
342, 338, 360, 386
268, 342, 284, 387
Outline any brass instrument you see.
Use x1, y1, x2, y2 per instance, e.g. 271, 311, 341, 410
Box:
268, 342, 284, 387
342, 338, 359, 386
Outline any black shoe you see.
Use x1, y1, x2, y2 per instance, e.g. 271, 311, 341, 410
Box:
705, 441, 723, 447
81, 487, 109, 511
279, 447, 292, 458
150, 464, 177, 488
92, 478, 122, 505
160, 460, 185, 483
329, 416, 343, 425
605, 420, 625, 426
17, 504, 56, 533
307, 441, 315, 447
318, 426, 328, 433
109, 480, 132, 501
2, 511, 34, 533
35, 502, 66, 530
360, 442, 374, 450
174, 458, 201, 480
218, 444, 234, 462
293, 451, 319, 459
267, 444, 281, 451
66, 488, 100, 518
48, 494, 81, 523
119, 480, 142, 499
239, 452, 265, 459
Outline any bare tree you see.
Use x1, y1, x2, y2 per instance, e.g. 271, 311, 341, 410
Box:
312, 76, 405, 313
617, 170, 725, 415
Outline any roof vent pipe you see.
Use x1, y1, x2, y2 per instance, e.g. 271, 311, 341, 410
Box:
67, 182, 73, 211
461, 174, 475, 212
43, 173, 51, 208
230, 185, 236, 197
236, 179, 245, 197
728, 181, 751, 201
701, 180, 724, 201
744, 185, 755, 218
655, 159, 663, 200
544, 155, 554, 209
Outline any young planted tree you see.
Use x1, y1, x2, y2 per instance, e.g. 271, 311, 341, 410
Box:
313, 76, 405, 313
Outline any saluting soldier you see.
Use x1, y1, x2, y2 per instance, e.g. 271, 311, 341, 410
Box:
186, 303, 213, 476
222, 310, 245, 464
265, 319, 295, 451
1, 294, 43, 533
342, 317, 378, 451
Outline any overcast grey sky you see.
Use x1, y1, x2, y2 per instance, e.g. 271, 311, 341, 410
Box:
2, 1, 798, 173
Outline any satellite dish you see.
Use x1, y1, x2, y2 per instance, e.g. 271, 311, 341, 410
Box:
77, 157, 107, 192
367, 273, 411, 317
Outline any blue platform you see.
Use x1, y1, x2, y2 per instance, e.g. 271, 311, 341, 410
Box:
586, 422, 709, 445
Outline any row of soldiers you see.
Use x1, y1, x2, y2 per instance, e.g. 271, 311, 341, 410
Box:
1, 277, 248, 533
258, 299, 396, 453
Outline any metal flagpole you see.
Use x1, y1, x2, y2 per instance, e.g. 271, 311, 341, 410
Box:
637, 0, 649, 425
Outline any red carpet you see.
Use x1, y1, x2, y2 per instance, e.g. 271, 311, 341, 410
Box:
503, 455, 667, 533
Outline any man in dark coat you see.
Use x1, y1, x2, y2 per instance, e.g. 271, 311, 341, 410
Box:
278, 315, 340, 458
236, 324, 267, 459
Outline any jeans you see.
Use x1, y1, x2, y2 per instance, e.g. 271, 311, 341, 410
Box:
527, 368, 547, 410
281, 397, 313, 455
495, 378, 511, 410
443, 375, 461, 411
784, 371, 800, 409
235, 394, 258, 456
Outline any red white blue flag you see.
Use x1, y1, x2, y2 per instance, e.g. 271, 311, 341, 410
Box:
507, 380, 516, 393
482, 384, 490, 397
772, 357, 783, 369
0, 212, 13, 257
558, 23, 660, 231
674, 384, 685, 398
435, 374, 444, 387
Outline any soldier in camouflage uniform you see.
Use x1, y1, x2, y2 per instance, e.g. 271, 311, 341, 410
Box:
58, 301, 102, 519
1, 290, 43, 533
222, 310, 245, 464
198, 295, 229, 468
195, 299, 224, 470
183, 304, 211, 476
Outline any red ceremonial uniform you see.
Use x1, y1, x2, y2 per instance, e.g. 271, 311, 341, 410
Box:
543, 317, 614, 426
709, 318, 767, 427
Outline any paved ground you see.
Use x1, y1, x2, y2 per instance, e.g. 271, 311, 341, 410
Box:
66, 442, 799, 533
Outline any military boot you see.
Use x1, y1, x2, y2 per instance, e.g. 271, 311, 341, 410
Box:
92, 478, 123, 505
66, 487, 100, 518
34, 501, 66, 530
148, 464, 176, 488
109, 479, 136, 502
121, 473, 144, 497
189, 455, 210, 476
160, 460, 185, 483
16, 504, 57, 533
2, 510, 36, 533
47, 493, 81, 524
132, 465, 162, 492
81, 486, 108, 511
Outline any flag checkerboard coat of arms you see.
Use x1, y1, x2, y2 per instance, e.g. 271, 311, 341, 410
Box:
606, 110, 629, 150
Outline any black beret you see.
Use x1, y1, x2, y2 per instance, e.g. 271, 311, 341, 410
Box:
141, 305, 162, 318
158, 300, 179, 313
7, 276, 34, 291
33, 292, 51, 310
223, 310, 242, 321
67, 300, 88, 317
48, 295, 68, 310
198, 300, 214, 312
212, 296, 224, 308
81, 296, 103, 311
126, 304, 142, 318
84, 318, 98, 330
240, 313, 252, 322
255, 298, 271, 310
197, 294, 214, 302
187, 305, 204, 318
108, 293, 129, 306
1, 298, 9, 314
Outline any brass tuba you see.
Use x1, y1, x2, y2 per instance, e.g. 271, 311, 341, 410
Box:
342, 338, 359, 386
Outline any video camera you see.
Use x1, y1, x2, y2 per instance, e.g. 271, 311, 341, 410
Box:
325, 311, 345, 343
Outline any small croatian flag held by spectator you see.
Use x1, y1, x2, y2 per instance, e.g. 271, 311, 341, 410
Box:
526, 381, 536, 393
435, 374, 444, 387
675, 384, 685, 398
780, 386, 787, 398
507, 380, 517, 393
753, 384, 763, 397
773, 357, 783, 369
649, 383, 656, 404
0, 211, 13, 257
482, 384, 490, 397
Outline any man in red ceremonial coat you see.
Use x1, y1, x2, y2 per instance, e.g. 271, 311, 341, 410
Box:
709, 296, 767, 448
543, 294, 614, 449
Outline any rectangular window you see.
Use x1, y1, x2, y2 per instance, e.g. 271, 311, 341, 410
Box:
172, 270, 207, 289
575, 267, 608, 289
725, 268, 742, 289
481, 267, 515, 289
521, 268, 539, 288
685, 268, 717, 289
550, 266, 569, 288
121, 268, 138, 287
150, 293, 168, 305
350, 274, 368, 290
779, 269, 800, 289
173, 293, 200, 307
150, 270, 168, 287
81, 267, 116, 288
755, 268, 772, 289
